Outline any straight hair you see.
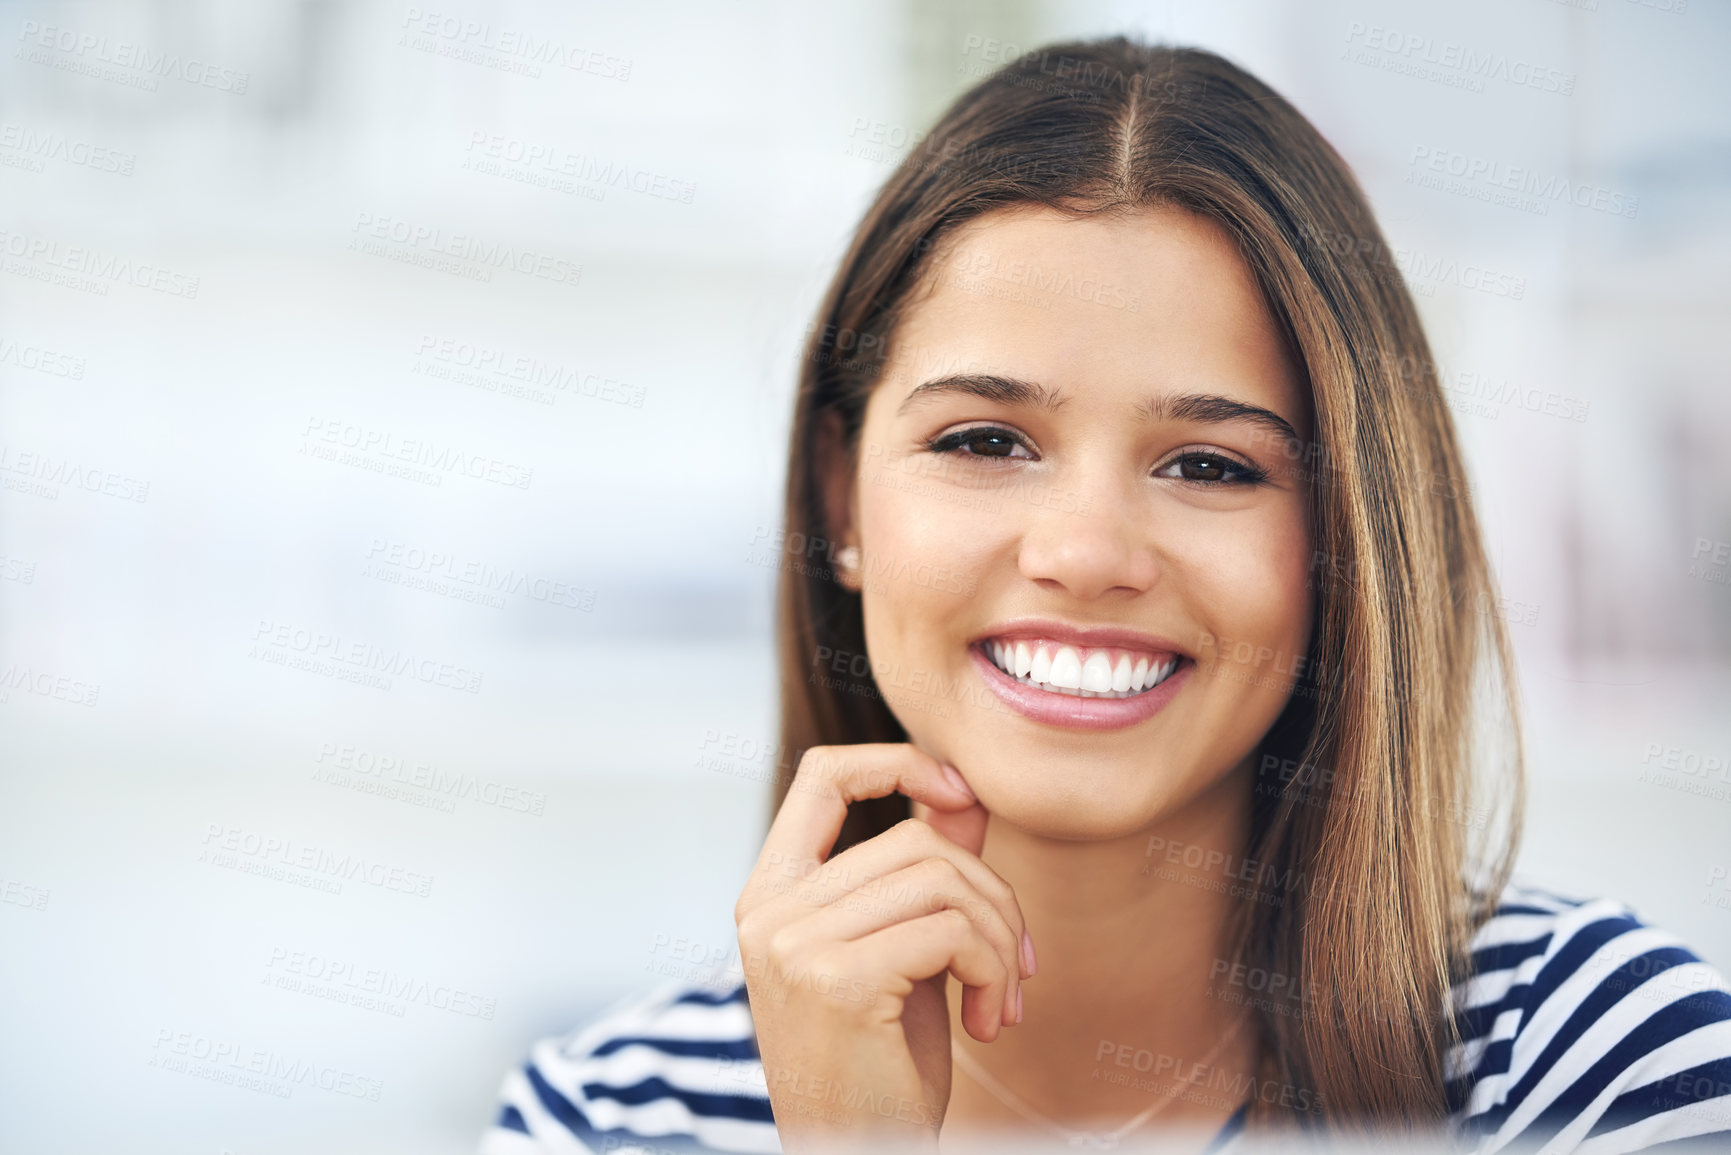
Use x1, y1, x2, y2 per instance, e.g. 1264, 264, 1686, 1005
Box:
769, 38, 1524, 1133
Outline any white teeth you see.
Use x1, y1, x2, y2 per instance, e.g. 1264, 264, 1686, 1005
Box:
1110, 655, 1133, 693
1029, 645, 1053, 684
982, 639, 1182, 699
1081, 652, 1114, 692
1048, 647, 1083, 690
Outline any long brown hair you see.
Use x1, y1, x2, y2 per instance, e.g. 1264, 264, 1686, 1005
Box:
768, 38, 1524, 1133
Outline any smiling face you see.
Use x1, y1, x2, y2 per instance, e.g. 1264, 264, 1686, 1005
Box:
827, 204, 1316, 840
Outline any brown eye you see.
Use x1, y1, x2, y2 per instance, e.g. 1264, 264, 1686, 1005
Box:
1155, 452, 1270, 487
1180, 454, 1230, 481
928, 426, 1034, 459
962, 431, 1020, 457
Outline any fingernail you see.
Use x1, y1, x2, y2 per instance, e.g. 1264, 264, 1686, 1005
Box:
1021, 931, 1038, 977
940, 762, 975, 800
1015, 986, 1024, 1024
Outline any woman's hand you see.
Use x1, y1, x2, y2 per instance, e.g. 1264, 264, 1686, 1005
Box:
733, 744, 1033, 1152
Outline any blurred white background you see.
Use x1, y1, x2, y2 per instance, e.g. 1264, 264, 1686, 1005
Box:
1, 1, 1727, 1151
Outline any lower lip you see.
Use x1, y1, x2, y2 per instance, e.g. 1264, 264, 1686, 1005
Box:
969, 645, 1191, 731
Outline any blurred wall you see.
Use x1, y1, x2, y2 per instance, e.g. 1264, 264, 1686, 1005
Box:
1, 1, 1727, 1152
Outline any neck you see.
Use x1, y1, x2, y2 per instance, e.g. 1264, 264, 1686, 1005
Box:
947, 756, 1260, 1131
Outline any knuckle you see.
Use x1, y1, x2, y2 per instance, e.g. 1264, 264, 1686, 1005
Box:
980, 869, 1020, 911
975, 860, 1011, 894
765, 924, 804, 965
938, 906, 973, 935
794, 746, 835, 779
928, 857, 966, 887
793, 745, 878, 795
892, 816, 931, 843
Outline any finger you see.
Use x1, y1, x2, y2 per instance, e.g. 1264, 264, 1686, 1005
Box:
808, 818, 1030, 979
911, 794, 989, 858
767, 858, 1022, 1026
753, 744, 976, 883
842, 908, 1012, 1042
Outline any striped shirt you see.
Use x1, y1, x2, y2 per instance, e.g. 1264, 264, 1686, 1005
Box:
480, 884, 1731, 1153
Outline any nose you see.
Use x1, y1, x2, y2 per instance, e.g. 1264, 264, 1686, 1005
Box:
1014, 481, 1159, 600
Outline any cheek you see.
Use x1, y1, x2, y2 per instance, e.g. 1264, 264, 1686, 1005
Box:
1177, 500, 1313, 658
856, 458, 1016, 574
853, 472, 1010, 656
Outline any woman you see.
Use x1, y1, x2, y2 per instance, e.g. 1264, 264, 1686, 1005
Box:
482, 39, 1731, 1154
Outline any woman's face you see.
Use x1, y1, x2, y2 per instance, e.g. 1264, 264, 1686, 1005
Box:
833, 204, 1315, 840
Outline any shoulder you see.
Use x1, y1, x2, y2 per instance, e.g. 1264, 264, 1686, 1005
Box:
480, 977, 778, 1155
1447, 880, 1731, 1154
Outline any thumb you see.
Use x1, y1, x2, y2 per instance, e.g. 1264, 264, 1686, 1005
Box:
909, 770, 989, 857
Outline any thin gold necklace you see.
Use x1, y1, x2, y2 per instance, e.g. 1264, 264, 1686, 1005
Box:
950, 1013, 1249, 1150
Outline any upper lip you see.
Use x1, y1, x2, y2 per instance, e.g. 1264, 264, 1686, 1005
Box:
971, 618, 1192, 659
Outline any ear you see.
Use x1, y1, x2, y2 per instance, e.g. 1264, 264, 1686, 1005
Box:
815, 409, 862, 593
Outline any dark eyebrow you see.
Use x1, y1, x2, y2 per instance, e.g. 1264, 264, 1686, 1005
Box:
896, 373, 1301, 451
895, 374, 1067, 415
1137, 392, 1302, 451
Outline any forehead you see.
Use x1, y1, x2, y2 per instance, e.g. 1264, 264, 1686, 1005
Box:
885, 204, 1307, 427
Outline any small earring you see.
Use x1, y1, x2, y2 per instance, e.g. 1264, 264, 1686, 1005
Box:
836, 545, 860, 572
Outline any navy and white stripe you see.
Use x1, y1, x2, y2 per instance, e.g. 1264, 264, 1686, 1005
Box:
482, 982, 777, 1155
480, 883, 1731, 1153
1447, 884, 1731, 1153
